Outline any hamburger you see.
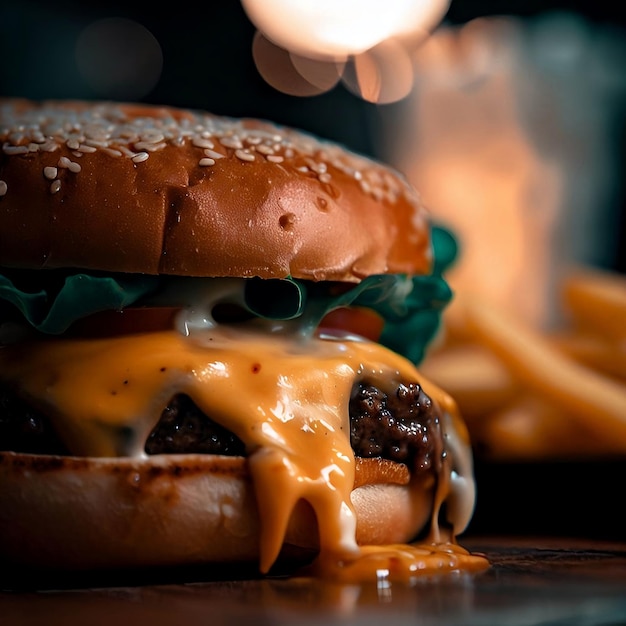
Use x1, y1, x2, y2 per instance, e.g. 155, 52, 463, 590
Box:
0, 99, 483, 583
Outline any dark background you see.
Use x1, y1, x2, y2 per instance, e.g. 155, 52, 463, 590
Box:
1, 1, 624, 542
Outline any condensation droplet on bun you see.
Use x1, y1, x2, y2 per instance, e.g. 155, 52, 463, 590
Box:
316, 197, 329, 212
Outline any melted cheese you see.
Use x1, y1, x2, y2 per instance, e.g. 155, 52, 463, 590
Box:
0, 325, 487, 580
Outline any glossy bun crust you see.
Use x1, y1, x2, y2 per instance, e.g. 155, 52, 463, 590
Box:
0, 99, 432, 281
0, 453, 433, 573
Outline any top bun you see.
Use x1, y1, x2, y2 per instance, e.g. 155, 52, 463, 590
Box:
0, 99, 431, 281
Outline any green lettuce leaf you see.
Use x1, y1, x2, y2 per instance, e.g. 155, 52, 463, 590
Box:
0, 272, 159, 334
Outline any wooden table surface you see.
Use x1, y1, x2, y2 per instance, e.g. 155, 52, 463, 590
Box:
2, 537, 625, 626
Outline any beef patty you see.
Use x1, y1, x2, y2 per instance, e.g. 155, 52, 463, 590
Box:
0, 380, 444, 476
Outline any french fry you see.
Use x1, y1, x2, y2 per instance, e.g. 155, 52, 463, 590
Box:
458, 295, 626, 448
439, 298, 474, 344
550, 331, 626, 382
561, 267, 626, 341
420, 344, 518, 420
474, 395, 624, 462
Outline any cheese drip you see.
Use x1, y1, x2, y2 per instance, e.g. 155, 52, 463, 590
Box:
0, 327, 479, 576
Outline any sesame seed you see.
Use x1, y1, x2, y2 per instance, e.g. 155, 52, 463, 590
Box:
3, 143, 28, 155
40, 142, 59, 152
77, 144, 96, 153
359, 180, 372, 194
103, 148, 123, 157
119, 131, 138, 142
235, 149, 255, 162
140, 131, 164, 143
85, 129, 112, 142
368, 170, 384, 185
68, 160, 81, 173
199, 157, 215, 166
383, 172, 397, 188
220, 136, 244, 150
83, 138, 110, 148
203, 148, 224, 160
307, 162, 327, 175
318, 172, 332, 184
43, 166, 58, 180
256, 144, 274, 155
134, 141, 166, 152
66, 138, 80, 150
266, 155, 283, 163
131, 152, 149, 163
117, 145, 137, 157
50, 179, 61, 194
0, 180, 7, 196
58, 156, 71, 168
192, 137, 215, 150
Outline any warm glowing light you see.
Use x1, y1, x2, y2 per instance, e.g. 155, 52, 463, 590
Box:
384, 13, 624, 325
252, 32, 342, 97
383, 18, 565, 327
341, 39, 415, 104
242, 0, 450, 102
242, 0, 449, 60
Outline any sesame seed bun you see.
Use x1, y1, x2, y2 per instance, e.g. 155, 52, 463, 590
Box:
0, 99, 431, 281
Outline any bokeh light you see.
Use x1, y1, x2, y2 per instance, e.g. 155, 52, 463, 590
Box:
242, 0, 450, 103
75, 18, 163, 101
341, 39, 416, 104
252, 32, 342, 97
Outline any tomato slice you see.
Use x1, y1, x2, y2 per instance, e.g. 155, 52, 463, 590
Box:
67, 307, 180, 338
319, 307, 384, 342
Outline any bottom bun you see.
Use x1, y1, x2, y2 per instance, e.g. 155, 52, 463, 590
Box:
0, 452, 434, 575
